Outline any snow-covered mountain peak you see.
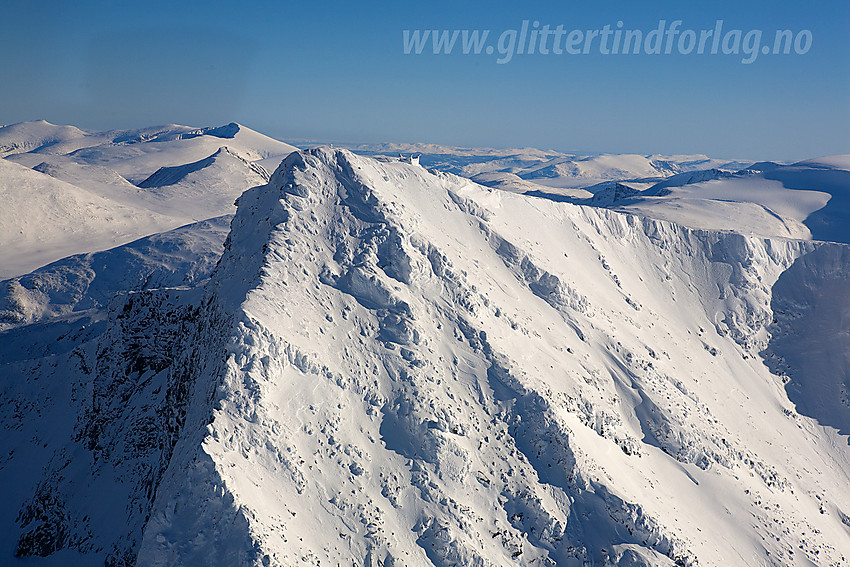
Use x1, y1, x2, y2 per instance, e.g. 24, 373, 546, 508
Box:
185, 122, 242, 139
143, 147, 850, 565
138, 145, 267, 188
2, 137, 850, 566
0, 120, 89, 157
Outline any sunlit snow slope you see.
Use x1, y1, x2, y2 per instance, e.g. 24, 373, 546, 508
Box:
0, 121, 295, 278
589, 156, 850, 244
2, 148, 848, 567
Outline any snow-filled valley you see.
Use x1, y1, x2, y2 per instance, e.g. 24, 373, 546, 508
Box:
1, 121, 849, 566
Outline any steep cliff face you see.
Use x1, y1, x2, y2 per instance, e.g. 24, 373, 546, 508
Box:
7, 288, 225, 565
3, 148, 849, 566
0, 219, 232, 565
765, 244, 850, 439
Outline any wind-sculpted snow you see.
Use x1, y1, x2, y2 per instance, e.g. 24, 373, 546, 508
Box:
2, 148, 849, 566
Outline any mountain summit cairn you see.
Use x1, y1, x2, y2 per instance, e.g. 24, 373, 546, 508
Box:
399, 153, 420, 166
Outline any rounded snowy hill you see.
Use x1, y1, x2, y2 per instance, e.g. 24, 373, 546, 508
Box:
0, 121, 297, 277
4, 121, 296, 183
0, 120, 89, 157
0, 158, 176, 278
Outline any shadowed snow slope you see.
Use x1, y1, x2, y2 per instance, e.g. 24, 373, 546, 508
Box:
765, 244, 850, 439
0, 215, 231, 330
2, 148, 849, 567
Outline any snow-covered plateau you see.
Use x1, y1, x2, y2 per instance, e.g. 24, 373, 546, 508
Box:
1, 121, 848, 566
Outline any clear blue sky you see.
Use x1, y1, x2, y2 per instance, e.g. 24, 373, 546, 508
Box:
2, 0, 848, 160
